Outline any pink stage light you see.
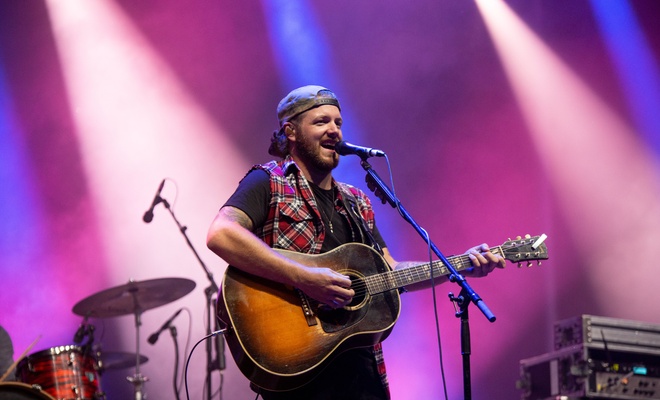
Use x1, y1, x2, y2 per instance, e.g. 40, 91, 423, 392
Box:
476, 0, 660, 319
44, 0, 250, 398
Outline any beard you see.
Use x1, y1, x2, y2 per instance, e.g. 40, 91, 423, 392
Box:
294, 130, 339, 172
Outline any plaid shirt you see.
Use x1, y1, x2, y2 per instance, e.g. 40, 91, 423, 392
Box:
253, 156, 376, 252
252, 156, 390, 398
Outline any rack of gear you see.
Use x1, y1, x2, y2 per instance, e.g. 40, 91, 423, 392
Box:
518, 315, 660, 400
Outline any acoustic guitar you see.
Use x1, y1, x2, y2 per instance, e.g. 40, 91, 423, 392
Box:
217, 235, 548, 391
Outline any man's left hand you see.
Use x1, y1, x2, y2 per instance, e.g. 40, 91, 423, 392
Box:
463, 243, 506, 277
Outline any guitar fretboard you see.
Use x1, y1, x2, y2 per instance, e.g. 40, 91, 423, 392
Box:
364, 246, 504, 294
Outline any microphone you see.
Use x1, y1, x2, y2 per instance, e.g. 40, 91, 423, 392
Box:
142, 179, 166, 223
334, 141, 385, 158
148, 308, 183, 345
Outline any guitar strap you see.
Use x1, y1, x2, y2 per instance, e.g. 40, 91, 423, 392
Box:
338, 185, 401, 296
336, 183, 385, 258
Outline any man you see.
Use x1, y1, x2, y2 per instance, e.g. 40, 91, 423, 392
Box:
206, 85, 505, 399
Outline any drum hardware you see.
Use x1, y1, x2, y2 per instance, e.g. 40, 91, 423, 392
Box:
72, 317, 93, 346
72, 277, 195, 400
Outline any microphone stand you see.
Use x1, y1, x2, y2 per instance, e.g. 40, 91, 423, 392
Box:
358, 158, 495, 400
160, 198, 225, 400
450, 288, 473, 399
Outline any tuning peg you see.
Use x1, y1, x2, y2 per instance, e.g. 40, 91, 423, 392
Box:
517, 262, 522, 268
527, 261, 533, 268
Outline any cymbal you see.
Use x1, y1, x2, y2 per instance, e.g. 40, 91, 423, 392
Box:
73, 277, 196, 318
97, 351, 148, 371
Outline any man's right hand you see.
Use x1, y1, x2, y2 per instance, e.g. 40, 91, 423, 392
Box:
296, 267, 354, 309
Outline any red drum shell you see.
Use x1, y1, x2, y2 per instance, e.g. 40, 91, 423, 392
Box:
16, 346, 102, 400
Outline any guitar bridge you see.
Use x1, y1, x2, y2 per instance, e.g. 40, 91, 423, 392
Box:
296, 289, 318, 327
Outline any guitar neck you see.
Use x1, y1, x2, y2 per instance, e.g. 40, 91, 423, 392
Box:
364, 246, 504, 294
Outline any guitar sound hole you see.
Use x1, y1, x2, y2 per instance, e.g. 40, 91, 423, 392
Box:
346, 272, 367, 310
317, 271, 370, 333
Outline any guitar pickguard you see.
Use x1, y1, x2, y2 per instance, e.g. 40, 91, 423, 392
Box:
317, 304, 370, 333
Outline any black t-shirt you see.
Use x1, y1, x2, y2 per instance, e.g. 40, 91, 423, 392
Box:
223, 169, 389, 400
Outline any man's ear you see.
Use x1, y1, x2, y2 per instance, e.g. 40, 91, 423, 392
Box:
283, 123, 296, 141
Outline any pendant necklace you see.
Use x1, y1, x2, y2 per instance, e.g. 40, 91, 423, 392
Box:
318, 191, 336, 234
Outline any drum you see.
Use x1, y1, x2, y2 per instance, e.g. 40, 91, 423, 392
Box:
0, 382, 56, 400
16, 346, 103, 400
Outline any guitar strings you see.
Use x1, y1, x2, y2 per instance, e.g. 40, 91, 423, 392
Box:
337, 238, 541, 301
343, 246, 505, 298
348, 240, 533, 295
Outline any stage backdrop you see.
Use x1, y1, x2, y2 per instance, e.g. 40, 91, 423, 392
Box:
1, 0, 659, 399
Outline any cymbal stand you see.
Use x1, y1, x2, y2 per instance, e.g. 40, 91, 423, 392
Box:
126, 283, 149, 400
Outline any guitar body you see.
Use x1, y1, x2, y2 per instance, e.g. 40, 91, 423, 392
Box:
218, 243, 401, 391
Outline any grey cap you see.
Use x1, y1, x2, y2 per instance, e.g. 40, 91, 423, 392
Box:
276, 85, 341, 126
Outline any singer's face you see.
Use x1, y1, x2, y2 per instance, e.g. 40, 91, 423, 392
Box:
289, 105, 342, 173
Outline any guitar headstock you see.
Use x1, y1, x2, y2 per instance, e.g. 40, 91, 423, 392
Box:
501, 234, 548, 267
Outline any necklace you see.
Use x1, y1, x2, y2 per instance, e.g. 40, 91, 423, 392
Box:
316, 190, 336, 234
